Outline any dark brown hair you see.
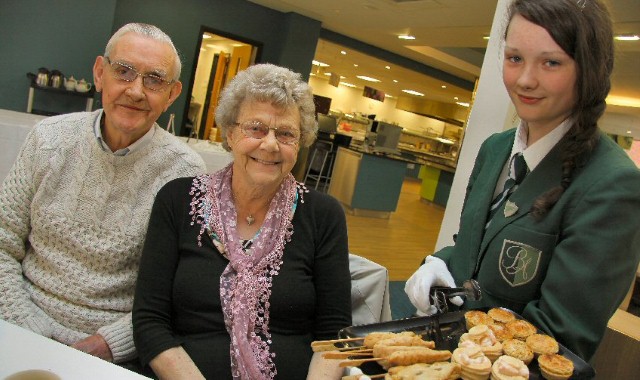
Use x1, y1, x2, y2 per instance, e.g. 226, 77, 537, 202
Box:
505, 0, 614, 219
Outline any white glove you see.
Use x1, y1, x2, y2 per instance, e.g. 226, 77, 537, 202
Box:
404, 256, 463, 315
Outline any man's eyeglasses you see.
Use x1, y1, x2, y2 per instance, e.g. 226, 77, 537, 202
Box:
104, 57, 174, 92
235, 121, 300, 145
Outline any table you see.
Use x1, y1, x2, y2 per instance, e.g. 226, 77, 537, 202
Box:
0, 109, 45, 181
0, 319, 148, 379
176, 137, 233, 173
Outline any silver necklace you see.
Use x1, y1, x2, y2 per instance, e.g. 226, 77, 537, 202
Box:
246, 214, 255, 226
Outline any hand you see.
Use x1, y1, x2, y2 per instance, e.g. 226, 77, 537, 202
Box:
404, 256, 463, 315
71, 334, 113, 362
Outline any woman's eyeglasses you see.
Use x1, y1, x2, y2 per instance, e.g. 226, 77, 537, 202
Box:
105, 57, 174, 92
235, 121, 300, 145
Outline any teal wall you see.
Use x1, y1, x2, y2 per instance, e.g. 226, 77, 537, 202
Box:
0, 0, 321, 135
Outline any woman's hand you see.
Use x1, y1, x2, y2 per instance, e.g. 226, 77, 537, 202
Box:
150, 346, 206, 380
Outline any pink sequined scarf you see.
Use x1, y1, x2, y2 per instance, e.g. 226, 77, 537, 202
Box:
190, 164, 302, 380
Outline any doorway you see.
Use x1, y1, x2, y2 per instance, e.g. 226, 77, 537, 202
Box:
184, 29, 261, 140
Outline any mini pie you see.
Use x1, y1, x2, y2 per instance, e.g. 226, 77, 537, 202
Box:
465, 310, 494, 330
459, 324, 503, 362
505, 319, 537, 340
502, 339, 534, 365
525, 333, 559, 357
537, 353, 574, 380
487, 308, 517, 324
385, 362, 462, 380
488, 323, 514, 342
490, 355, 530, 380
452, 345, 492, 380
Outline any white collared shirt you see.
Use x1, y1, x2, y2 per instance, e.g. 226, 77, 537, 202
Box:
94, 109, 155, 156
492, 119, 572, 198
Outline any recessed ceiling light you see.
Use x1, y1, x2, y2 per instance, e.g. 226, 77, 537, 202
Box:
393, 80, 398, 83
202, 34, 212, 39
353, 64, 359, 67
324, 73, 346, 79
205, 44, 217, 48
341, 50, 347, 55
341, 82, 357, 88
398, 35, 415, 40
627, 130, 633, 134
454, 96, 459, 100
441, 85, 447, 89
356, 75, 380, 82
385, 66, 391, 70
402, 89, 424, 96
483, 36, 490, 40
615, 35, 639, 41
312, 60, 330, 67
456, 102, 470, 107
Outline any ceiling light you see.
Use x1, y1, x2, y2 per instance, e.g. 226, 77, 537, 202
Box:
393, 80, 398, 83
205, 44, 217, 48
341, 50, 347, 55
398, 35, 415, 40
456, 102, 470, 107
353, 64, 359, 67
356, 75, 380, 82
324, 73, 346, 79
627, 130, 633, 134
483, 36, 490, 40
385, 66, 391, 70
441, 85, 447, 89
402, 89, 424, 96
312, 60, 330, 67
454, 96, 459, 100
202, 34, 212, 39
615, 35, 639, 41
341, 82, 357, 88
607, 95, 640, 108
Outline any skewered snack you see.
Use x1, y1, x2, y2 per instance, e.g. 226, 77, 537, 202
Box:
525, 334, 559, 357
502, 339, 533, 365
490, 355, 529, 380
488, 323, 514, 342
505, 320, 536, 341
375, 335, 436, 349
372, 345, 452, 370
458, 325, 503, 362
451, 345, 492, 380
465, 310, 494, 329
487, 308, 516, 325
385, 362, 462, 380
364, 331, 417, 349
537, 354, 574, 380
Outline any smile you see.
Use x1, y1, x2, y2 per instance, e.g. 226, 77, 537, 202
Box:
517, 94, 541, 105
252, 157, 280, 165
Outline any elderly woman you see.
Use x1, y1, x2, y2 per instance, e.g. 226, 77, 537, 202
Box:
132, 63, 352, 379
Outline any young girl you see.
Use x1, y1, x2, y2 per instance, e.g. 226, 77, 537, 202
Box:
405, 0, 640, 361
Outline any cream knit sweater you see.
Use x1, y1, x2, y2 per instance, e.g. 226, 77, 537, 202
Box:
0, 110, 206, 363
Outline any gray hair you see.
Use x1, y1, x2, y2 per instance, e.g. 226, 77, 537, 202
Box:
215, 63, 318, 150
104, 23, 182, 81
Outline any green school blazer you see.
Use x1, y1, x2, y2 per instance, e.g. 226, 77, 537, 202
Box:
435, 128, 640, 361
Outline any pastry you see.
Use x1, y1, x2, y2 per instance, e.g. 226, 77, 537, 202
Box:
525, 334, 559, 357
537, 353, 574, 380
465, 310, 494, 329
373, 345, 452, 370
386, 362, 462, 380
488, 323, 514, 342
459, 324, 503, 362
502, 339, 534, 365
452, 345, 492, 380
364, 331, 416, 349
490, 355, 529, 380
505, 319, 537, 340
487, 308, 517, 324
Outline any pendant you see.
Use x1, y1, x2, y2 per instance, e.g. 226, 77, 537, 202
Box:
246, 215, 255, 225
504, 200, 518, 218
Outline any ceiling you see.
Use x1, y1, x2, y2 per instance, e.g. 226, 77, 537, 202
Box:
248, 0, 640, 134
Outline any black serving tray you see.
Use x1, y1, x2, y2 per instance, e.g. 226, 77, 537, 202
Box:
337, 308, 595, 379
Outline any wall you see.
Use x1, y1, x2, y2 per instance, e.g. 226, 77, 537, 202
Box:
0, 0, 117, 114
0, 0, 321, 135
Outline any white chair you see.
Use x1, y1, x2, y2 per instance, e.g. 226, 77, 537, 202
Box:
349, 253, 392, 325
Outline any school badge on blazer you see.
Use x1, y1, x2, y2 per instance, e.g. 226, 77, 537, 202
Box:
499, 239, 542, 287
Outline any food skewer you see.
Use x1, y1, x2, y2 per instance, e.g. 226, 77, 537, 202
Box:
322, 350, 373, 359
311, 336, 365, 347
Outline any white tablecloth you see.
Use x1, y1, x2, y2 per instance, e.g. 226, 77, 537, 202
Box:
0, 109, 45, 182
176, 136, 233, 173
0, 319, 148, 379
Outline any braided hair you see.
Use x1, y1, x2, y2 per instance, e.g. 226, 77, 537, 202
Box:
505, 0, 614, 220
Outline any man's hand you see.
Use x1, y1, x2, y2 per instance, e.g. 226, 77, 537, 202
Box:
71, 334, 114, 362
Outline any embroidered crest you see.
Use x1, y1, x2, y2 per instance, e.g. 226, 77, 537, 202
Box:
499, 239, 541, 287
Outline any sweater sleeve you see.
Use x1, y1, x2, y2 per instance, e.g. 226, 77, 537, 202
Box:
97, 313, 136, 363
0, 126, 53, 337
133, 179, 186, 366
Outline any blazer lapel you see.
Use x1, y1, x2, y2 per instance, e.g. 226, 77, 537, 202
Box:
481, 143, 563, 251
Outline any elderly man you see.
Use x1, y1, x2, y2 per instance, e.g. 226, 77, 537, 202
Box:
0, 23, 205, 365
